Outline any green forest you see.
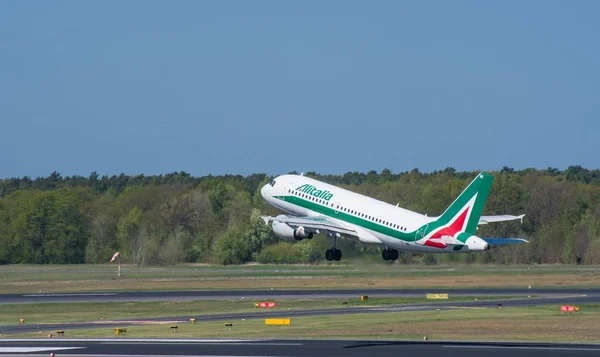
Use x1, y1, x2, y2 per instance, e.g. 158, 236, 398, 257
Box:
1, 166, 599, 266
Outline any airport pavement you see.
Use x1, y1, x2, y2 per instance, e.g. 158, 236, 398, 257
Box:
2, 288, 600, 304
1, 291, 599, 335
1, 339, 599, 356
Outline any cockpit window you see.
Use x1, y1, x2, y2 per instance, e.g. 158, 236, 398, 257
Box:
269, 179, 276, 187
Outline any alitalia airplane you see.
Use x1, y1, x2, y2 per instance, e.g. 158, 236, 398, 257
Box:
260, 172, 527, 261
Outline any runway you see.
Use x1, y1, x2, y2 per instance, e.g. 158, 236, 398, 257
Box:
1, 289, 599, 335
3, 288, 600, 304
0, 339, 599, 356
2, 289, 600, 356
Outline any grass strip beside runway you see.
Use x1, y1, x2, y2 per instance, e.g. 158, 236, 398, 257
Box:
6, 305, 600, 343
2, 264, 599, 293
0, 296, 517, 325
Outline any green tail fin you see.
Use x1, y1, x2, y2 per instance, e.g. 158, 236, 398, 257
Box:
435, 172, 493, 234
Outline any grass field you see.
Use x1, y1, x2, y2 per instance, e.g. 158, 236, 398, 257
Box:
1, 264, 599, 293
7, 305, 600, 343
0, 296, 519, 325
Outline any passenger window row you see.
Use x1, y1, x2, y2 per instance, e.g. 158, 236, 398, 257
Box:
288, 189, 334, 207
288, 189, 407, 232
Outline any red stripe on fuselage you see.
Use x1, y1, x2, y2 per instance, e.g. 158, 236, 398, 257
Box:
424, 240, 447, 248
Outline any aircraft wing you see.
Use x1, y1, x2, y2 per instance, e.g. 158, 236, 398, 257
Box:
482, 238, 529, 245
261, 215, 357, 236
479, 214, 525, 225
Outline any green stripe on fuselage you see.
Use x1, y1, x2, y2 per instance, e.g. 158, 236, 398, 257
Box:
276, 195, 416, 242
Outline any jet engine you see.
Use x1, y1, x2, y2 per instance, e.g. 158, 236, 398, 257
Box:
272, 216, 313, 241
464, 235, 490, 252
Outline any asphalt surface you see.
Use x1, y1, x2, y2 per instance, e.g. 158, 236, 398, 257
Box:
1, 339, 599, 356
2, 289, 600, 356
1, 289, 599, 335
3, 288, 600, 304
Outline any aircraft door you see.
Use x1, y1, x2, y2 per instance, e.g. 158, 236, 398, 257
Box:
282, 181, 294, 202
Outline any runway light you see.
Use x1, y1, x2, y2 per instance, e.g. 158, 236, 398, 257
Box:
19, 318, 25, 324
189, 318, 196, 323
48, 333, 53, 338
50, 353, 55, 357
423, 336, 428, 341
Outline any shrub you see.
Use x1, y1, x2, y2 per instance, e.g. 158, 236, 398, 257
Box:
215, 228, 253, 265
257, 242, 303, 264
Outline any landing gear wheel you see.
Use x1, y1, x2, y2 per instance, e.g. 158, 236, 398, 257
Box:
382, 248, 399, 261
307, 233, 313, 240
325, 249, 335, 261
334, 248, 342, 261
382, 249, 391, 261
325, 248, 343, 261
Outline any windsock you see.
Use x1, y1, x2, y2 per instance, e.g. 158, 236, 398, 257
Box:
110, 252, 120, 262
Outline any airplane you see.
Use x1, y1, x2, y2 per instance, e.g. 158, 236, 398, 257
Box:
260, 172, 527, 261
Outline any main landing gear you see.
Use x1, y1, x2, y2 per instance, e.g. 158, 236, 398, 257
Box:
382, 248, 399, 261
325, 248, 342, 261
325, 231, 342, 261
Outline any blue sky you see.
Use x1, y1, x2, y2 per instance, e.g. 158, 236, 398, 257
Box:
1, 1, 598, 178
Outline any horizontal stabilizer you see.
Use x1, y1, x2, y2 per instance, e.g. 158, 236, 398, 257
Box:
479, 214, 525, 225
482, 238, 529, 246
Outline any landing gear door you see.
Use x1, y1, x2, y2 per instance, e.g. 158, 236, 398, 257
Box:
415, 224, 428, 243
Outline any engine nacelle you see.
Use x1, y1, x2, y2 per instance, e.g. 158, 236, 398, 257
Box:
272, 216, 313, 241
463, 234, 490, 252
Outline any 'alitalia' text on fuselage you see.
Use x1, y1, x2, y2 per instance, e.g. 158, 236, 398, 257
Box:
295, 184, 334, 201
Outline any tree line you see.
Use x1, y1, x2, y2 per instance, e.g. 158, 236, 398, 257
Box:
0, 166, 599, 265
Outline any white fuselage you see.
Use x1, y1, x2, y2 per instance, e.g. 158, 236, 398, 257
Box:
260, 174, 453, 252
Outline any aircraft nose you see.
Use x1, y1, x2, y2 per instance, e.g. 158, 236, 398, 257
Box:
261, 184, 269, 199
